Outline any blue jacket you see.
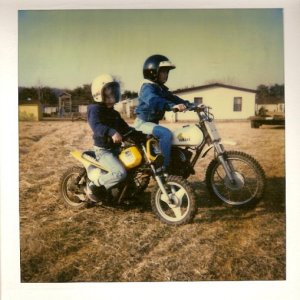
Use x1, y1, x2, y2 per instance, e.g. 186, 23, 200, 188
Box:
87, 103, 131, 148
135, 81, 190, 123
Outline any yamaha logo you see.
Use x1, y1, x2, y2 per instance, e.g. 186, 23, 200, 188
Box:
177, 133, 191, 142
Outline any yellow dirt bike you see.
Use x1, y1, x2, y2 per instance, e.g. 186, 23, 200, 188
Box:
59, 131, 197, 225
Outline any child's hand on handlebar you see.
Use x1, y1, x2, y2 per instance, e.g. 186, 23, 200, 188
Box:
112, 132, 123, 143
173, 104, 187, 112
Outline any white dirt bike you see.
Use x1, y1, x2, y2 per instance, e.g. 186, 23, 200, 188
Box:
164, 104, 265, 207
59, 131, 197, 225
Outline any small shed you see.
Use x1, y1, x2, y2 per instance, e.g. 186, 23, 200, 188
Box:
19, 98, 42, 121
58, 92, 72, 116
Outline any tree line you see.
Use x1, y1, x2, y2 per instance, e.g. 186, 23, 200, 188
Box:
18, 85, 138, 106
256, 84, 284, 104
19, 83, 283, 106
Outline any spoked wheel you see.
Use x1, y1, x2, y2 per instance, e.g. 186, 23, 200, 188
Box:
151, 175, 197, 225
206, 151, 265, 207
59, 166, 88, 209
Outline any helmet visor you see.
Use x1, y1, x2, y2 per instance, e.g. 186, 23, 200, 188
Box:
102, 82, 121, 103
158, 60, 176, 70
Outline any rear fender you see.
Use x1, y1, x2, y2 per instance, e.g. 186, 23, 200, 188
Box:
70, 150, 91, 169
70, 150, 109, 171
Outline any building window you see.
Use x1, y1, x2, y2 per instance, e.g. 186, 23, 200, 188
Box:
233, 97, 242, 111
194, 97, 203, 105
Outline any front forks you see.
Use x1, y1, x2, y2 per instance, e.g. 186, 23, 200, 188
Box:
151, 165, 170, 200
214, 142, 235, 183
141, 145, 171, 201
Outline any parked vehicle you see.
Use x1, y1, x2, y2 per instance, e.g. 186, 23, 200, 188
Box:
166, 104, 266, 207
250, 115, 285, 128
59, 131, 197, 225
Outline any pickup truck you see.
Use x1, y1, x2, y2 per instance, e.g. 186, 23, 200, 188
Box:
250, 115, 285, 128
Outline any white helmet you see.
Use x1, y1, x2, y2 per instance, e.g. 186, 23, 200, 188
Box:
91, 74, 121, 103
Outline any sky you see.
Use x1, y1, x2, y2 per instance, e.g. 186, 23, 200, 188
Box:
18, 9, 284, 92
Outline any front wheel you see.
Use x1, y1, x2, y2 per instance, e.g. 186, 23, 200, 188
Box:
151, 175, 197, 225
205, 151, 265, 207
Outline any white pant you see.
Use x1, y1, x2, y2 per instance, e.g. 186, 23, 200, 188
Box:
92, 146, 127, 190
133, 118, 158, 134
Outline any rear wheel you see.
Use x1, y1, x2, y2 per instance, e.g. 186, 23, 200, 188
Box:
151, 175, 197, 225
205, 151, 265, 207
59, 166, 87, 209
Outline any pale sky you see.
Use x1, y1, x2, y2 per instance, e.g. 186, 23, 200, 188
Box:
18, 9, 284, 92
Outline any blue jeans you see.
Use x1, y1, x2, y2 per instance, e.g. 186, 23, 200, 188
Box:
93, 146, 127, 190
133, 118, 172, 167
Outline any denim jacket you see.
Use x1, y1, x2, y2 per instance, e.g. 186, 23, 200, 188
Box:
135, 81, 190, 123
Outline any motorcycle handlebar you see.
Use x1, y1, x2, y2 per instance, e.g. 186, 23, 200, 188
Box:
172, 104, 211, 113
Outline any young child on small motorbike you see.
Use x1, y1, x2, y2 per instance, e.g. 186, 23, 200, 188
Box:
86, 74, 140, 202
134, 54, 190, 172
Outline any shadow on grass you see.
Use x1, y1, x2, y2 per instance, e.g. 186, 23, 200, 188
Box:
92, 177, 285, 224
191, 176, 285, 224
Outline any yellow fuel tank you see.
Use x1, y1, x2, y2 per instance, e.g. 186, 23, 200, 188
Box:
119, 146, 142, 169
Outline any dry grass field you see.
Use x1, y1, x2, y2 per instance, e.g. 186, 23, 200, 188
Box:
19, 120, 285, 282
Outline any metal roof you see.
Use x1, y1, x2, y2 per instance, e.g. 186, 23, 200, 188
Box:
173, 83, 257, 94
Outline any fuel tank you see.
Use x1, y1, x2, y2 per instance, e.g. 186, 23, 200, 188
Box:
172, 124, 204, 146
119, 146, 142, 169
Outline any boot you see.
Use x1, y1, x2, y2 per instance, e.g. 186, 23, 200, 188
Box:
84, 182, 106, 203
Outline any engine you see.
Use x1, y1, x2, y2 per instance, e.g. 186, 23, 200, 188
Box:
169, 147, 194, 178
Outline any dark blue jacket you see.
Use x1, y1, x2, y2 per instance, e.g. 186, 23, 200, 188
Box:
87, 103, 131, 148
135, 82, 190, 123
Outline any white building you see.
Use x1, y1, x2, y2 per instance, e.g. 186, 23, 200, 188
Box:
165, 83, 257, 121
43, 106, 57, 115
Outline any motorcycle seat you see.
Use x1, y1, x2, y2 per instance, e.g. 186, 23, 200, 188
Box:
83, 150, 96, 159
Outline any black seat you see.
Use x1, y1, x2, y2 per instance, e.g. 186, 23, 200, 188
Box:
83, 150, 96, 159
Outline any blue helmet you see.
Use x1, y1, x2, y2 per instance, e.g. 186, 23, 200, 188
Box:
143, 54, 176, 82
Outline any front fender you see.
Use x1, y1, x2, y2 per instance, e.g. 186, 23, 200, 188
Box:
200, 145, 214, 158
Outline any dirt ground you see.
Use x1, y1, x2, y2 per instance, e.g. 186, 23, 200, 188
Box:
19, 120, 285, 282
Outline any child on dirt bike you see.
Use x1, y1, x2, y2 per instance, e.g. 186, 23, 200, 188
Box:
86, 74, 144, 202
134, 54, 190, 172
